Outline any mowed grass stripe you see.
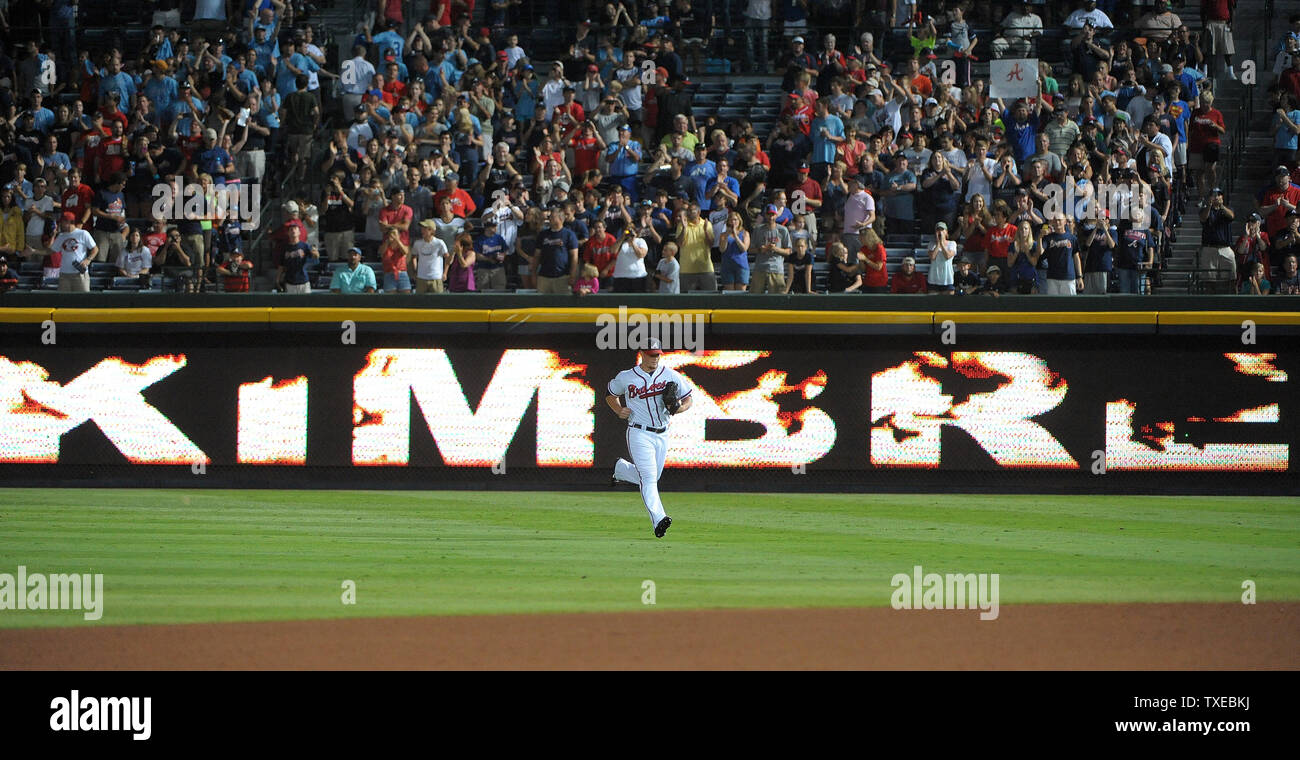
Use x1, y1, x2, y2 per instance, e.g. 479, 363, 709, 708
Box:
0, 489, 1295, 628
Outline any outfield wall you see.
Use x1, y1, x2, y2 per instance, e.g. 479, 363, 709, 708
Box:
0, 306, 1295, 494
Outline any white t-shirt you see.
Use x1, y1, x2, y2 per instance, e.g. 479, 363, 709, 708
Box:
927, 240, 957, 286
656, 256, 680, 293
613, 237, 648, 278
483, 204, 522, 249
53, 228, 96, 274
26, 195, 54, 238
607, 364, 695, 430
412, 236, 448, 280
965, 157, 997, 202
117, 246, 152, 276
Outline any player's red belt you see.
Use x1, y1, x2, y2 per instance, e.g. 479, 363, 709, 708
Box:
630, 423, 667, 434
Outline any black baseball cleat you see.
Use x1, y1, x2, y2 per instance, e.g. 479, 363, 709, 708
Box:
654, 516, 672, 538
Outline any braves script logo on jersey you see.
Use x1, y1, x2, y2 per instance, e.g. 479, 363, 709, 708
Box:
628, 381, 668, 400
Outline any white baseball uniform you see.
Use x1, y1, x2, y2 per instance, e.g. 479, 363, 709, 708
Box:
607, 363, 694, 529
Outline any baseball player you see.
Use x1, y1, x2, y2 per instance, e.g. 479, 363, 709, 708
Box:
606, 338, 694, 537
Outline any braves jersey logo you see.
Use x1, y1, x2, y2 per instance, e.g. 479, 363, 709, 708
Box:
628, 380, 668, 400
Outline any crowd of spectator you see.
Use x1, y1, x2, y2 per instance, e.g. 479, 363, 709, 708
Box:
0, 0, 1298, 295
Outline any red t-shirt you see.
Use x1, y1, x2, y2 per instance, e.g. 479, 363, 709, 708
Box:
381, 241, 407, 275
222, 268, 251, 292
792, 104, 814, 136
552, 102, 585, 141
433, 188, 477, 218
1232, 232, 1270, 281
961, 216, 988, 252
97, 136, 127, 182
1259, 184, 1300, 238
861, 243, 888, 288
144, 230, 167, 256
378, 203, 414, 246
571, 134, 600, 175
1187, 107, 1224, 152
789, 177, 823, 209
839, 139, 867, 174
987, 222, 1017, 260
1204, 0, 1233, 21
61, 184, 95, 224
581, 232, 617, 273
891, 269, 927, 293
1280, 68, 1300, 102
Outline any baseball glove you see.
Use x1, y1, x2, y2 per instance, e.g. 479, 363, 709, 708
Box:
662, 381, 681, 414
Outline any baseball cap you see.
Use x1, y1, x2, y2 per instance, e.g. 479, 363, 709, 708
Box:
587, 64, 599, 73
644, 338, 663, 356
367, 88, 382, 98
1210, 187, 1223, 195
925, 97, 939, 106
419, 219, 436, 229
987, 265, 1001, 274
60, 211, 75, 222
348, 246, 363, 256
902, 256, 916, 265
793, 37, 804, 44
1248, 212, 1264, 222
1277, 165, 1293, 176
798, 161, 810, 172
765, 204, 778, 214
384, 50, 396, 61
480, 26, 491, 36
935, 221, 948, 231
355, 103, 368, 113
283, 201, 299, 214
1160, 64, 1173, 74
204, 128, 218, 141
619, 124, 632, 132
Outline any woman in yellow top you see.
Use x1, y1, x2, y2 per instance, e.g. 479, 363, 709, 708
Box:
0, 188, 26, 260
674, 202, 716, 292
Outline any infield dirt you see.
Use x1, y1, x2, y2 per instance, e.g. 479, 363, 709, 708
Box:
2, 602, 1296, 670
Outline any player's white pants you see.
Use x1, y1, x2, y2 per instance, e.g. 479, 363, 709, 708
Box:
614, 427, 667, 527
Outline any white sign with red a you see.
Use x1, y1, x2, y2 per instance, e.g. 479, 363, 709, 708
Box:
990, 59, 1039, 99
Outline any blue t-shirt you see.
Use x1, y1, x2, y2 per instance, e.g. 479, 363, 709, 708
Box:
721, 231, 749, 270
1041, 232, 1078, 280
143, 75, 178, 115
685, 159, 718, 210
1274, 110, 1300, 151
475, 233, 508, 270
706, 175, 739, 205
810, 115, 844, 164
281, 242, 312, 285
537, 226, 580, 278
372, 31, 405, 62
1081, 225, 1113, 273
1116, 227, 1151, 270
606, 141, 642, 176
1002, 109, 1037, 162
1166, 99, 1190, 143
198, 147, 233, 180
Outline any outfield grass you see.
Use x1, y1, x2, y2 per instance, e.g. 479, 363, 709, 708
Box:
0, 489, 1297, 628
